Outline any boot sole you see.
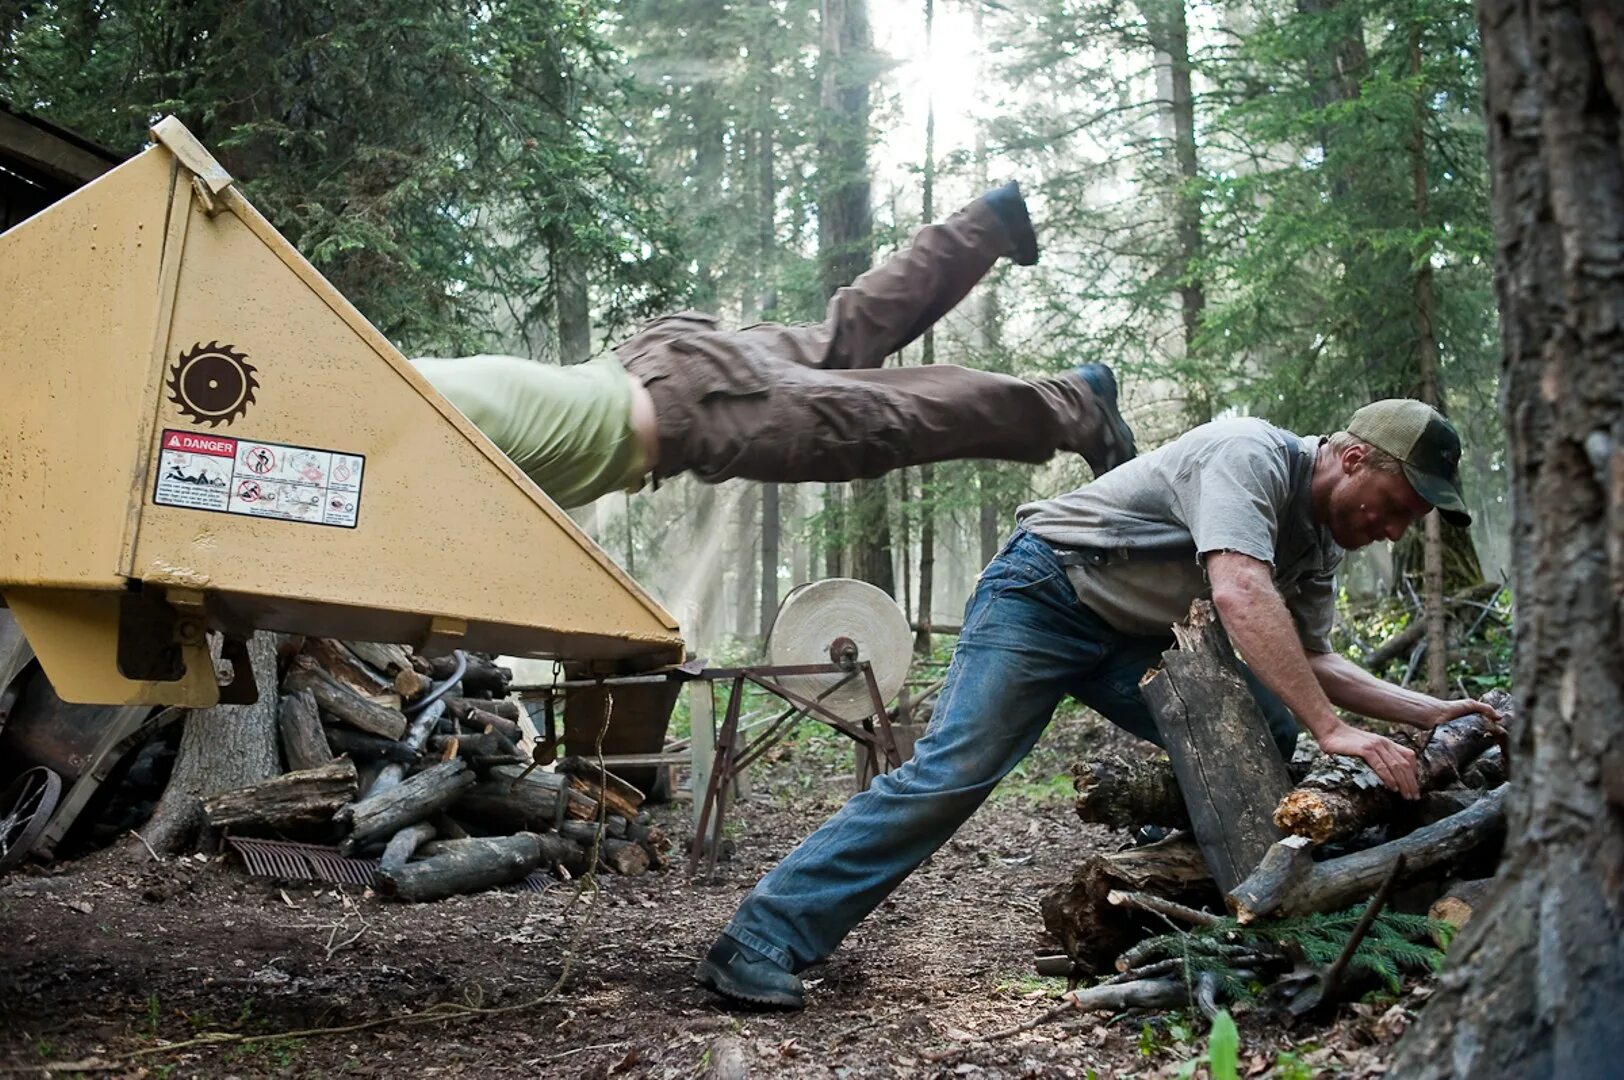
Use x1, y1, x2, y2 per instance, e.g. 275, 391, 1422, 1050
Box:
696, 960, 805, 1010
1079, 366, 1137, 463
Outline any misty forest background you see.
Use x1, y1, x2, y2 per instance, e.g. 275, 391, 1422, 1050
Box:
0, 0, 1506, 677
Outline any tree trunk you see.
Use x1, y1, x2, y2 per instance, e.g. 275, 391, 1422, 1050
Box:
136, 632, 283, 855
913, 0, 938, 654
1393, 5, 1624, 1073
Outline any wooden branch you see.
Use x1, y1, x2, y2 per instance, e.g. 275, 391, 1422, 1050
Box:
1363, 582, 1503, 669
284, 657, 407, 741
1140, 600, 1291, 894
1106, 889, 1221, 927
376, 833, 542, 902
379, 821, 436, 875
277, 689, 333, 772
1230, 785, 1507, 923
204, 758, 357, 830
1274, 711, 1502, 845
335, 759, 474, 854
446, 697, 522, 723
324, 726, 421, 765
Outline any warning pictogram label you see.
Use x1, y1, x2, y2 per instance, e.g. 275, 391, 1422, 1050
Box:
152, 428, 365, 528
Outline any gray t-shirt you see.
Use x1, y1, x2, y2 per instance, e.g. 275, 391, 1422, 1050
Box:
1016, 417, 1342, 652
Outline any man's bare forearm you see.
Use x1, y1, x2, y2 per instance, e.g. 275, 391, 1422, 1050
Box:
1308, 651, 1440, 727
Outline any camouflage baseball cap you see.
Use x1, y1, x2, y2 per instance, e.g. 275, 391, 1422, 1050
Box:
1346, 399, 1472, 527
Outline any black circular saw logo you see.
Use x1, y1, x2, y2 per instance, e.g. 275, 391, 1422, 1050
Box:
168, 342, 258, 427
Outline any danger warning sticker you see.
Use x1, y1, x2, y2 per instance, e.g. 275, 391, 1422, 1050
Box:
153, 429, 365, 529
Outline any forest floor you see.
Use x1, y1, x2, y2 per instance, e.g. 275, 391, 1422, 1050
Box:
0, 708, 1432, 1078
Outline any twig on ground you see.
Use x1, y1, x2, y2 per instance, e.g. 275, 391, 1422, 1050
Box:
1106, 889, 1220, 927
128, 830, 161, 863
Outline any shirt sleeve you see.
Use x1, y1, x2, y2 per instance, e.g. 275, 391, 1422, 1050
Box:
1173, 433, 1293, 567
1287, 569, 1338, 653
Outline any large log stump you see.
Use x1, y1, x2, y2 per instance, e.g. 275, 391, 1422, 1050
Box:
1040, 836, 1216, 974
204, 758, 358, 831
1229, 785, 1507, 923
1140, 601, 1291, 894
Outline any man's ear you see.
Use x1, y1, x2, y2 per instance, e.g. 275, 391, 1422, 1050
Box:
1340, 442, 1367, 475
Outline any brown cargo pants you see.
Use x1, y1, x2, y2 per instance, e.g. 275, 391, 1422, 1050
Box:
615, 197, 1109, 484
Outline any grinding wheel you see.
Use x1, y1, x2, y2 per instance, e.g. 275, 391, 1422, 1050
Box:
766, 578, 912, 722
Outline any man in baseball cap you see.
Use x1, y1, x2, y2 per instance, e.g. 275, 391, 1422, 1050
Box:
1347, 399, 1472, 527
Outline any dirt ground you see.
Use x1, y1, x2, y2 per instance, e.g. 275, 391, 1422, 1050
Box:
1, 711, 1427, 1078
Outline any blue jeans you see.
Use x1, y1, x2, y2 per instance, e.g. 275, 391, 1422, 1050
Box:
723, 530, 1300, 972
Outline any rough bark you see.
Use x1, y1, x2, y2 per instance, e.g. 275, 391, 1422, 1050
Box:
335, 759, 474, 854
456, 766, 596, 830
277, 689, 332, 772
203, 758, 358, 831
1274, 707, 1503, 844
1393, 4, 1624, 1073
284, 658, 407, 740
1040, 836, 1216, 974
1230, 785, 1507, 923
1072, 757, 1192, 831
1140, 601, 1292, 893
136, 632, 283, 855
376, 834, 543, 902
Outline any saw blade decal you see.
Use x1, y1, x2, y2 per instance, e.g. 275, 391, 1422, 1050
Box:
167, 341, 259, 427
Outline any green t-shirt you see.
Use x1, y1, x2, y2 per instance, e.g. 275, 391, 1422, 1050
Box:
410, 353, 646, 509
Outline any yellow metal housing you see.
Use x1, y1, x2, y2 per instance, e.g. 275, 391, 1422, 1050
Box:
0, 117, 683, 707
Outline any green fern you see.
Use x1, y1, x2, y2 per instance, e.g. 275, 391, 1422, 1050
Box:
1123, 906, 1449, 995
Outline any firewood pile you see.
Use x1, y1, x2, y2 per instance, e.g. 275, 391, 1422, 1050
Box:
1037, 602, 1510, 1019
202, 639, 670, 901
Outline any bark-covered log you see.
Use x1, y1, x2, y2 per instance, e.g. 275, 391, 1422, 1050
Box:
1140, 601, 1291, 893
426, 653, 510, 697
284, 657, 408, 741
324, 726, 421, 765
343, 641, 413, 677
445, 697, 522, 723
1460, 745, 1505, 789
429, 732, 522, 762
536, 833, 589, 877
1230, 785, 1507, 923
204, 758, 358, 831
455, 766, 596, 830
277, 689, 333, 772
1275, 710, 1502, 845
1072, 757, 1192, 831
335, 759, 474, 854
379, 821, 436, 875
1040, 836, 1217, 974
602, 838, 651, 876
464, 708, 524, 744
376, 833, 542, 902
393, 668, 432, 703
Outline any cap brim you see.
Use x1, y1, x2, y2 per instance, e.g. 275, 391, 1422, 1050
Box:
1403, 463, 1473, 528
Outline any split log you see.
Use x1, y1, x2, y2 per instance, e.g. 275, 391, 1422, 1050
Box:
278, 689, 333, 771
343, 641, 413, 676
376, 833, 543, 902
324, 726, 421, 765
1274, 711, 1502, 845
1229, 784, 1507, 923
456, 766, 596, 830
301, 638, 393, 696
284, 658, 408, 741
465, 707, 524, 744
446, 697, 522, 723
393, 668, 432, 702
379, 821, 436, 874
557, 756, 645, 817
204, 758, 358, 830
1072, 757, 1191, 831
1140, 601, 1291, 894
335, 759, 474, 854
601, 838, 651, 876
1428, 877, 1497, 945
1040, 836, 1217, 974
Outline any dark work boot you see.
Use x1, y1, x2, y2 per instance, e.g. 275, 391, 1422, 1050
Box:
981, 181, 1039, 266
1073, 362, 1137, 476
695, 934, 805, 1010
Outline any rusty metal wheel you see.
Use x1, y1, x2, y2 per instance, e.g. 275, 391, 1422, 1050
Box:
0, 766, 62, 875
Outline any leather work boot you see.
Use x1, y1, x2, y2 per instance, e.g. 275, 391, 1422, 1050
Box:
1074, 362, 1137, 476
696, 935, 806, 1010
981, 180, 1040, 266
